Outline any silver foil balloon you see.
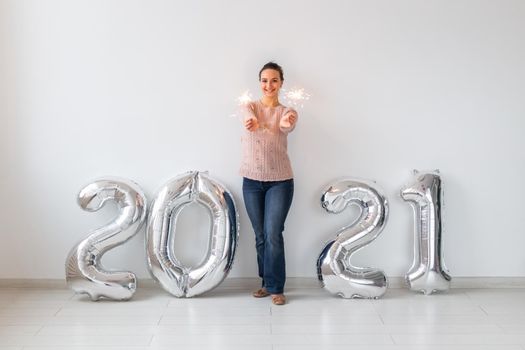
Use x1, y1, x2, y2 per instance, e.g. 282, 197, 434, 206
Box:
317, 179, 389, 299
401, 170, 451, 295
65, 178, 147, 301
146, 171, 238, 297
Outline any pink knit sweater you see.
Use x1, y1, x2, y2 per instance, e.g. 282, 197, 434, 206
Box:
239, 100, 298, 181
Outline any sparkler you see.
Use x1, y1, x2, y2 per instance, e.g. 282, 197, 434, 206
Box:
232, 90, 260, 131
230, 90, 254, 120
237, 90, 253, 107
282, 87, 310, 109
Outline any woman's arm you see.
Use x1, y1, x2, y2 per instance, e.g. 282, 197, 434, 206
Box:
243, 102, 259, 132
280, 108, 298, 133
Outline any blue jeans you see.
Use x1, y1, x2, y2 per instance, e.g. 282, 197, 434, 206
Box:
242, 177, 294, 294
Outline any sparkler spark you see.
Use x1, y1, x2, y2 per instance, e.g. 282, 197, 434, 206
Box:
283, 87, 310, 109
230, 90, 254, 120
237, 90, 253, 106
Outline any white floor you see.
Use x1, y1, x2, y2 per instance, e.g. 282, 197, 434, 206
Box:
1, 284, 525, 349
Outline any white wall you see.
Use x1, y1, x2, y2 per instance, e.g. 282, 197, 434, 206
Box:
1, 0, 524, 279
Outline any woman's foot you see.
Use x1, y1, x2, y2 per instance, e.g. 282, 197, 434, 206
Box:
252, 288, 270, 298
271, 294, 286, 305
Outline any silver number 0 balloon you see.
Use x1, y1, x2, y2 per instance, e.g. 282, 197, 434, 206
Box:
146, 171, 238, 297
65, 178, 147, 301
401, 170, 451, 294
317, 179, 389, 299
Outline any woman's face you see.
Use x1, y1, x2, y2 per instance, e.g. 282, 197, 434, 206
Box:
259, 69, 282, 98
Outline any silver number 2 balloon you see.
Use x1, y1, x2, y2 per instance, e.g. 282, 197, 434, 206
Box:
401, 170, 451, 294
65, 178, 147, 301
146, 171, 239, 297
317, 179, 389, 299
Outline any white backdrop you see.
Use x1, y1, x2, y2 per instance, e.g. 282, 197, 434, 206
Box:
1, 0, 524, 279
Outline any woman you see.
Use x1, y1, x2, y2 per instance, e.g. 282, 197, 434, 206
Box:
240, 62, 298, 305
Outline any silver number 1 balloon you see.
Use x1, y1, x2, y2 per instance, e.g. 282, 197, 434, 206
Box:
146, 171, 239, 297
401, 170, 451, 295
317, 179, 389, 299
65, 178, 147, 301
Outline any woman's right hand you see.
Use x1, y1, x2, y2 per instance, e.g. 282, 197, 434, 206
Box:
244, 117, 259, 132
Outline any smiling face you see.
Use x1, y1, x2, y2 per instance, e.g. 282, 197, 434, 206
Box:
259, 69, 283, 99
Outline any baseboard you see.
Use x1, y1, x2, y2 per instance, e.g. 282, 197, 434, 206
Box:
1, 277, 525, 289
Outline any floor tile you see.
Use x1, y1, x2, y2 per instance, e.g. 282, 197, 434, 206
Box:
0, 326, 41, 336
392, 333, 525, 345
274, 346, 523, 350
0, 335, 152, 346
1, 286, 525, 348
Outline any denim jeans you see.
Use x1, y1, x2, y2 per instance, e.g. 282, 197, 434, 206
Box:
242, 177, 294, 294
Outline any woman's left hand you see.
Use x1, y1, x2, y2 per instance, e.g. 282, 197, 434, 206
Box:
281, 112, 297, 128
287, 113, 297, 126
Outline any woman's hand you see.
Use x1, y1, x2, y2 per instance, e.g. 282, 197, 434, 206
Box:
244, 116, 259, 132
280, 112, 297, 128
287, 113, 297, 126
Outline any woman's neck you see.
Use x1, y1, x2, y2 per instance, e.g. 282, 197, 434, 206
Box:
260, 96, 280, 107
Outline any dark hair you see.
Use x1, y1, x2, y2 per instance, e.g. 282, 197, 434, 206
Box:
259, 62, 284, 81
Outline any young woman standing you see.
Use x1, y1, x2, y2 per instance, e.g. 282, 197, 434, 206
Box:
240, 62, 298, 305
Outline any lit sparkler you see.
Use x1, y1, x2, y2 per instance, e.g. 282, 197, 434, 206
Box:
282, 87, 310, 109
230, 90, 254, 120
237, 90, 253, 106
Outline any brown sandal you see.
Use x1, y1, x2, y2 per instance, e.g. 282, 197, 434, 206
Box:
252, 288, 270, 298
271, 294, 286, 305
